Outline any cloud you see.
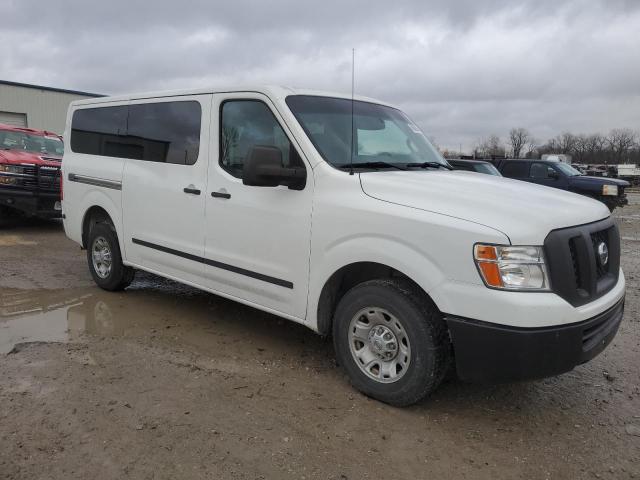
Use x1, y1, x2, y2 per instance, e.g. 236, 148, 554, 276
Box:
2, 0, 639, 150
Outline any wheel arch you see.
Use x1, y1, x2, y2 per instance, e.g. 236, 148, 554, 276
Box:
81, 205, 114, 248
314, 261, 439, 336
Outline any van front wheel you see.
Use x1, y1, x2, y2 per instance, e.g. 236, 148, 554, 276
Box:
333, 279, 450, 406
86, 223, 134, 291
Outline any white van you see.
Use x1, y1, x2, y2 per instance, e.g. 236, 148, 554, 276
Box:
62, 86, 625, 406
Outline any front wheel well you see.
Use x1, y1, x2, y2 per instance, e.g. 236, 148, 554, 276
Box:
81, 206, 114, 249
316, 262, 434, 336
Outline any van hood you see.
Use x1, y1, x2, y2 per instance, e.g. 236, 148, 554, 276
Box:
359, 170, 610, 244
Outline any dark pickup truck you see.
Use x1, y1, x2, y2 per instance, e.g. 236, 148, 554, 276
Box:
490, 159, 629, 211
0, 123, 63, 222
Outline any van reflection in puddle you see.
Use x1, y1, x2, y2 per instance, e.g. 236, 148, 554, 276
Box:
67, 298, 123, 339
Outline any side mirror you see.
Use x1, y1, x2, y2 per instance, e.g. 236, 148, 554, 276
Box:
548, 169, 560, 180
242, 145, 306, 190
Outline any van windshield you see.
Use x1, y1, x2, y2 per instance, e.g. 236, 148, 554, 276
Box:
286, 95, 447, 170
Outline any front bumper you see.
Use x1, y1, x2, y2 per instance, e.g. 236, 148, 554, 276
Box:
446, 297, 624, 383
0, 188, 61, 218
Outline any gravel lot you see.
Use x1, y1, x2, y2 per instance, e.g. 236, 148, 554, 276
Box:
1, 197, 639, 479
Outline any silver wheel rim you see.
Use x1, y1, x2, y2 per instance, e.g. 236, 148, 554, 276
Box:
348, 307, 411, 383
91, 236, 113, 279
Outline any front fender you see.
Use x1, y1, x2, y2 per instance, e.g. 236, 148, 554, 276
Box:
306, 235, 445, 332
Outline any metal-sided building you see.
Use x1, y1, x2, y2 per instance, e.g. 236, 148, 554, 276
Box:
0, 80, 102, 135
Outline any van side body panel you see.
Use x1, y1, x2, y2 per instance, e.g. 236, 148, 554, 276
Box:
121, 95, 211, 287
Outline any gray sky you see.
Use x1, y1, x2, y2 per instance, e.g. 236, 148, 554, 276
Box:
2, 0, 639, 151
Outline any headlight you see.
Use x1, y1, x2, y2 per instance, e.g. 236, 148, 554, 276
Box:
474, 244, 550, 291
0, 164, 21, 173
602, 185, 618, 196
0, 164, 18, 184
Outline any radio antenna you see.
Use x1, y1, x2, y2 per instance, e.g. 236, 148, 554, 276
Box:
349, 48, 355, 176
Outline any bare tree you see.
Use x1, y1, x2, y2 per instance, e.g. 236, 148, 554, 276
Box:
475, 134, 505, 157
556, 132, 578, 154
607, 128, 637, 163
572, 134, 589, 163
583, 134, 607, 164
508, 128, 530, 158
525, 138, 538, 158
528, 129, 640, 164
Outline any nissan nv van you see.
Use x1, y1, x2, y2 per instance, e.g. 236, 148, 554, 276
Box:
62, 86, 625, 406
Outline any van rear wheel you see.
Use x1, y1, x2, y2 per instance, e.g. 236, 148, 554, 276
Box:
333, 279, 450, 406
86, 223, 134, 291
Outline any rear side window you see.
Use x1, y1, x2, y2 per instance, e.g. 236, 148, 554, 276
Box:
220, 100, 303, 178
70, 101, 201, 165
127, 102, 201, 165
70, 106, 128, 157
501, 162, 529, 178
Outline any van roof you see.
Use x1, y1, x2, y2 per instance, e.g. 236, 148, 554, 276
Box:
68, 85, 392, 108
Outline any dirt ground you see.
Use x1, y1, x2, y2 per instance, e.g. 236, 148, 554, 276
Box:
1, 197, 639, 480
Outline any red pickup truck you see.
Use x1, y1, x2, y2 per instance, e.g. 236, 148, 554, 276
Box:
0, 123, 63, 221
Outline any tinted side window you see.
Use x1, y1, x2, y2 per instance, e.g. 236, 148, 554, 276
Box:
220, 100, 302, 178
71, 106, 128, 157
501, 162, 529, 178
70, 101, 201, 165
128, 102, 201, 165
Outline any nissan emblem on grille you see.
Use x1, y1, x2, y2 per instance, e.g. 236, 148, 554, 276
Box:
597, 242, 609, 267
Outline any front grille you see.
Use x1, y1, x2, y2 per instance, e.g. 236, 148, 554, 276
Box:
568, 237, 586, 293
590, 229, 610, 279
36, 166, 61, 191
1, 164, 60, 192
544, 217, 620, 307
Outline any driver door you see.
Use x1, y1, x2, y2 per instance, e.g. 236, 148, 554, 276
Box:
528, 162, 566, 189
203, 93, 313, 320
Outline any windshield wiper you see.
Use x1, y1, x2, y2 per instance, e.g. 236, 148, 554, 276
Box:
404, 161, 453, 170
336, 161, 407, 171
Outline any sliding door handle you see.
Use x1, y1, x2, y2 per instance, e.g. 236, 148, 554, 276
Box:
211, 191, 231, 199
183, 187, 201, 195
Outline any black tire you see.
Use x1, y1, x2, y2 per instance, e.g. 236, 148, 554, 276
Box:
86, 222, 135, 291
591, 195, 616, 212
332, 278, 451, 406
603, 199, 616, 213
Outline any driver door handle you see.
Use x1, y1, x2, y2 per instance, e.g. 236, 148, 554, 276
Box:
211, 190, 231, 199
183, 186, 201, 195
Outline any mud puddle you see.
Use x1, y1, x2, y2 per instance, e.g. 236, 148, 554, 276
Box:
1, 274, 324, 361
0, 290, 91, 354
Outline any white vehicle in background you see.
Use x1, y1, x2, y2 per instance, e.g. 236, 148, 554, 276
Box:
617, 163, 640, 185
542, 153, 572, 164
61, 86, 625, 406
